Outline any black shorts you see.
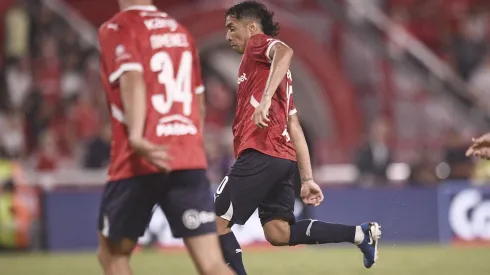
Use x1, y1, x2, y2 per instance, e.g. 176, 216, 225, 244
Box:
98, 169, 216, 241
214, 149, 297, 226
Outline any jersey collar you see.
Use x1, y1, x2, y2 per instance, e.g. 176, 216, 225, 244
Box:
124, 5, 157, 12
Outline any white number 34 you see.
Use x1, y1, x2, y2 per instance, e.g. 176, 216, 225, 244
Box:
150, 51, 193, 116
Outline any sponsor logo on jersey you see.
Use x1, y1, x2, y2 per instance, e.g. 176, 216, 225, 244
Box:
114, 44, 132, 61
156, 114, 198, 137
237, 73, 247, 85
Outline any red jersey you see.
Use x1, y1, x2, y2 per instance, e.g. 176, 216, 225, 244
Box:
233, 34, 297, 161
98, 5, 207, 181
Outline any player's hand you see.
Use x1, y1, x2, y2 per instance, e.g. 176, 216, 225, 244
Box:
300, 180, 324, 206
466, 133, 490, 157
129, 138, 172, 172
252, 97, 272, 128
467, 147, 490, 160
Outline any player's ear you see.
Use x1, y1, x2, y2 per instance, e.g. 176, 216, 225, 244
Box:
249, 21, 259, 34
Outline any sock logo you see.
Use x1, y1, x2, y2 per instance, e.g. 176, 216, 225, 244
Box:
235, 249, 242, 253
367, 230, 374, 245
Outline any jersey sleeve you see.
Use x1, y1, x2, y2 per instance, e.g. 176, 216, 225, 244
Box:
248, 34, 286, 64
191, 43, 205, 94
99, 22, 143, 84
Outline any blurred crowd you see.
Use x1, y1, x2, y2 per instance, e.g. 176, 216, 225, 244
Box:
388, 0, 490, 107
0, 1, 237, 185
0, 0, 489, 187
1, 1, 110, 171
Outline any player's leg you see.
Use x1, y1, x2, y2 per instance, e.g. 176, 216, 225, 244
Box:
215, 216, 246, 275
214, 176, 248, 275
97, 233, 136, 275
259, 167, 382, 268
158, 170, 234, 275
97, 176, 158, 275
184, 233, 235, 275
214, 149, 294, 275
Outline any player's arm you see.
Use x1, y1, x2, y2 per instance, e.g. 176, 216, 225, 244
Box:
287, 114, 313, 183
253, 42, 294, 127
119, 71, 171, 171
198, 93, 206, 131
288, 113, 323, 206
120, 71, 147, 146
99, 21, 171, 171
264, 42, 293, 100
192, 43, 206, 131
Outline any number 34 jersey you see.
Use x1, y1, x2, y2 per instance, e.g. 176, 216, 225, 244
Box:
98, 6, 207, 181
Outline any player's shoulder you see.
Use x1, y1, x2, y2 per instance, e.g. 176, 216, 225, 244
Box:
99, 14, 126, 37
248, 33, 271, 44
247, 33, 280, 50
98, 11, 143, 37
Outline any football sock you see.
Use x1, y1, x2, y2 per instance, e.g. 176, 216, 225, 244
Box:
219, 232, 247, 275
354, 225, 364, 245
289, 219, 357, 246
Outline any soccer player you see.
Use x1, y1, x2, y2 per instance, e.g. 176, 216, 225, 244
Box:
466, 133, 490, 159
214, 2, 382, 274
97, 1, 234, 275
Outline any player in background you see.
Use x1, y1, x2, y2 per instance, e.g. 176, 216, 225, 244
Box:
97, 1, 234, 275
466, 133, 490, 159
214, 2, 382, 274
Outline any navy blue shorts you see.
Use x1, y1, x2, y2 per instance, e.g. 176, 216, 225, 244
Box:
97, 169, 216, 241
214, 149, 297, 226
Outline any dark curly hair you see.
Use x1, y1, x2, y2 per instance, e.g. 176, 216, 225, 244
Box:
225, 1, 280, 37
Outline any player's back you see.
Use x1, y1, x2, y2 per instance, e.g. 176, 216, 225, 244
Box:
98, 6, 207, 181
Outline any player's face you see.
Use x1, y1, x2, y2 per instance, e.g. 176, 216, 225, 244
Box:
225, 16, 252, 54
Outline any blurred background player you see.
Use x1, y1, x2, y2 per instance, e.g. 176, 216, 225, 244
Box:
97, 0, 234, 274
214, 2, 382, 274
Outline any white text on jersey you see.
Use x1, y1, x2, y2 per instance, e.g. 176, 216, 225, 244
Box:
150, 33, 189, 49
156, 115, 197, 137
144, 18, 178, 31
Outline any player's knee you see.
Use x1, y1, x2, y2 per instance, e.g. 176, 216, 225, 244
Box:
97, 246, 111, 266
216, 216, 233, 235
114, 238, 137, 256
263, 220, 290, 246
103, 238, 136, 256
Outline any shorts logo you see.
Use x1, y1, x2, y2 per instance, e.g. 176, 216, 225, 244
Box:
182, 209, 215, 230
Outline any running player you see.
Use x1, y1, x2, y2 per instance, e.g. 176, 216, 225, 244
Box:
214, 2, 382, 274
97, 1, 234, 274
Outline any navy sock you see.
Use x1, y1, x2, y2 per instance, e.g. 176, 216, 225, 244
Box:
289, 219, 356, 246
219, 232, 246, 275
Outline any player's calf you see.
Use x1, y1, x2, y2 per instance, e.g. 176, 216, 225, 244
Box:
216, 216, 247, 275
97, 233, 136, 275
184, 233, 236, 275
263, 219, 291, 246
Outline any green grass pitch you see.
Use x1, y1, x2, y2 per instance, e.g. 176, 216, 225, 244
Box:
0, 245, 488, 275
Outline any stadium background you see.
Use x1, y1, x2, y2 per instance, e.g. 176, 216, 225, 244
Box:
0, 0, 489, 274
